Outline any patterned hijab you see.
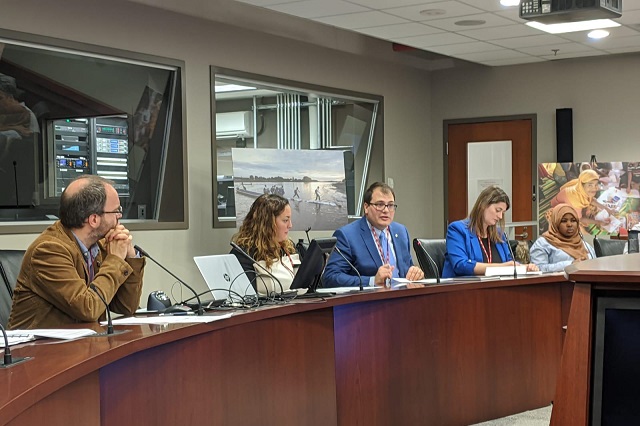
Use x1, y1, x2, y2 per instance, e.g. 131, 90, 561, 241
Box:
558, 169, 599, 209
543, 203, 587, 260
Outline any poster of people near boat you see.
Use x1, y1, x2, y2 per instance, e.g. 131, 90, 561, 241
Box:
231, 148, 348, 231
538, 162, 640, 237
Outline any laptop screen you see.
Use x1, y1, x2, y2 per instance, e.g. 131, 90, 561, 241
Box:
194, 254, 257, 302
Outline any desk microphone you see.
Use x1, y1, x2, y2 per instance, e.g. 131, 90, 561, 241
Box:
504, 233, 518, 279
332, 246, 363, 291
0, 323, 32, 368
415, 240, 440, 284
90, 284, 129, 336
134, 245, 204, 316
230, 242, 286, 297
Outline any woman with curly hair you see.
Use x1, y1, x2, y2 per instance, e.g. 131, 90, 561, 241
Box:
231, 193, 298, 295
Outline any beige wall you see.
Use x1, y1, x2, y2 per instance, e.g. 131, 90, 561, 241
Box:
430, 54, 640, 237
0, 0, 432, 298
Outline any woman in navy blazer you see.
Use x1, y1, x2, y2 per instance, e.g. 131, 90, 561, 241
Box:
442, 186, 538, 278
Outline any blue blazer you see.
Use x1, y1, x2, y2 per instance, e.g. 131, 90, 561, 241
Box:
442, 219, 513, 278
323, 216, 414, 288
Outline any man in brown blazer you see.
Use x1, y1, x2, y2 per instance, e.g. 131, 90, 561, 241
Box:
8, 175, 145, 329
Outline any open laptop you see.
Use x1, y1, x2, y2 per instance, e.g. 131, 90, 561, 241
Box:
194, 254, 257, 304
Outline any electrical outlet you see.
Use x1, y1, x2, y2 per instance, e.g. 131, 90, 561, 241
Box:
138, 204, 146, 219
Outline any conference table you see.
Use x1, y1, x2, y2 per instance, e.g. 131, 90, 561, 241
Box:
1, 274, 571, 426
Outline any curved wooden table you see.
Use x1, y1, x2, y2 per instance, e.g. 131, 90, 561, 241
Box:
1, 274, 569, 426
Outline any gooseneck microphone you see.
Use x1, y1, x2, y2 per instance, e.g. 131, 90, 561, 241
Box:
415, 240, 440, 284
332, 246, 363, 291
89, 284, 129, 335
504, 233, 518, 279
0, 323, 32, 368
230, 242, 286, 296
134, 245, 204, 316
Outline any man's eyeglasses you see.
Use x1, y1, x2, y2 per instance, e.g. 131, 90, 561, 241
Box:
100, 206, 123, 215
368, 202, 398, 212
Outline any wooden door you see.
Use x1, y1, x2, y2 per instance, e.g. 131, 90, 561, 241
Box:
446, 118, 534, 241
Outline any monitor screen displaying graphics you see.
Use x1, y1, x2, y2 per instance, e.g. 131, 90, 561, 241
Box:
290, 237, 337, 292
194, 254, 257, 303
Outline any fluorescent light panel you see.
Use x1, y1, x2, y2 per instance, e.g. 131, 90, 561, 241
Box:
526, 19, 620, 34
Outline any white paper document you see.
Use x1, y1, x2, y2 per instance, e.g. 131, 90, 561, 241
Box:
4, 328, 98, 347
316, 286, 380, 294
392, 278, 454, 286
104, 313, 233, 325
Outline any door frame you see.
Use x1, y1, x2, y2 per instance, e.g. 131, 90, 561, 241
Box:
442, 114, 538, 235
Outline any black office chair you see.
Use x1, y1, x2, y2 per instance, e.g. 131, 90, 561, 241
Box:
0, 250, 26, 327
413, 238, 446, 279
593, 238, 626, 257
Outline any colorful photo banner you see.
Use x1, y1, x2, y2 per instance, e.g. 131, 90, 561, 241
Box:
538, 162, 640, 236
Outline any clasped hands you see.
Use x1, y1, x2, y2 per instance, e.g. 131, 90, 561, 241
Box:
105, 224, 135, 259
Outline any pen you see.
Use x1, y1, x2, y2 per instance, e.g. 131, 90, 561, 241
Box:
159, 312, 195, 316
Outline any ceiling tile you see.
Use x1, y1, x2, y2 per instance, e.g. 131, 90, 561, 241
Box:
235, 0, 298, 6
585, 33, 640, 49
396, 31, 477, 47
426, 40, 504, 55
384, 1, 484, 22
479, 56, 546, 66
490, 34, 568, 48
516, 42, 597, 56
457, 48, 531, 61
316, 10, 408, 29
457, 0, 518, 12
346, 0, 445, 9
558, 25, 640, 42
457, 24, 540, 40
268, 0, 369, 18
425, 12, 516, 31
356, 22, 442, 39
539, 50, 608, 60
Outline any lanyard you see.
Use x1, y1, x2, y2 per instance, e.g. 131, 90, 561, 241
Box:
371, 226, 390, 264
280, 251, 295, 277
477, 234, 492, 263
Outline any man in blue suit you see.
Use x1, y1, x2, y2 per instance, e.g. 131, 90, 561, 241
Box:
323, 182, 423, 288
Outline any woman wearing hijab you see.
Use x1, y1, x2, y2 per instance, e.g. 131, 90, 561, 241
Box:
530, 203, 596, 273
551, 169, 617, 228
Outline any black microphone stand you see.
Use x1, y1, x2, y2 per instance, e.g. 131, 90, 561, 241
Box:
416, 240, 440, 284
89, 284, 129, 336
0, 323, 33, 368
333, 246, 363, 291
504, 233, 518, 279
134, 245, 204, 315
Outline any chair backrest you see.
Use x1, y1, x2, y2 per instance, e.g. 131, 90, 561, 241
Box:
0, 250, 26, 327
593, 238, 627, 257
413, 238, 446, 279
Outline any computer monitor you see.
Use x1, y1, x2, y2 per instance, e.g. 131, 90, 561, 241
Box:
290, 237, 336, 292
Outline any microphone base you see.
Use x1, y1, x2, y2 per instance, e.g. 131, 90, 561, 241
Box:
89, 329, 131, 337
0, 356, 33, 368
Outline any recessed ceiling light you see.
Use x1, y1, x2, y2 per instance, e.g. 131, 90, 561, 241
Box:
588, 29, 610, 39
419, 9, 446, 17
455, 19, 486, 27
526, 19, 620, 34
500, 0, 520, 6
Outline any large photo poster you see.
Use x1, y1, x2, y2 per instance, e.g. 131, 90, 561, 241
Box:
232, 148, 348, 231
538, 162, 640, 236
